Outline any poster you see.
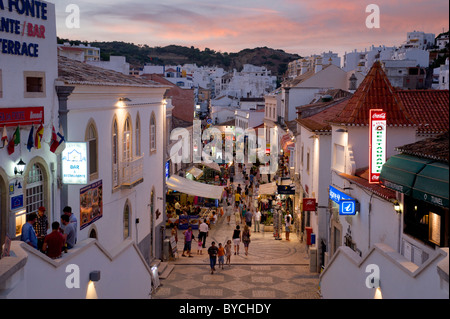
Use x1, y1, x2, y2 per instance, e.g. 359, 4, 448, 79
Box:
80, 180, 103, 230
429, 212, 441, 245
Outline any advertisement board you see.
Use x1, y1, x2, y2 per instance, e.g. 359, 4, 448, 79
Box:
369, 109, 387, 184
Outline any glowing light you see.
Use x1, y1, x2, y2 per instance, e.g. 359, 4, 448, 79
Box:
86, 281, 98, 299
374, 287, 383, 299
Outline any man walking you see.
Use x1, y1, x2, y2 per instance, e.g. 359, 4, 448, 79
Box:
208, 242, 219, 274
198, 219, 209, 248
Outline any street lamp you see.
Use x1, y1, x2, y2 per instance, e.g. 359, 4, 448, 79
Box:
14, 159, 26, 175
394, 201, 401, 213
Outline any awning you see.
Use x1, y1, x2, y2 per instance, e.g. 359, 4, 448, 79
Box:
412, 161, 449, 208
258, 182, 278, 195
166, 175, 224, 200
380, 154, 449, 208
379, 154, 431, 195
198, 162, 221, 172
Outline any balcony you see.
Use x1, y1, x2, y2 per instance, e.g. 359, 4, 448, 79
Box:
120, 156, 144, 189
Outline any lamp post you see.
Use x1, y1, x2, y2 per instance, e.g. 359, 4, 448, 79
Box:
14, 159, 26, 175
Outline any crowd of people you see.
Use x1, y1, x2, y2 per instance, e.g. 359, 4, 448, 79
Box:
173, 162, 294, 275
20, 206, 78, 259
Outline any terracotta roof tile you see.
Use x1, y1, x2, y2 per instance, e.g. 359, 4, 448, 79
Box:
296, 98, 350, 132
395, 131, 449, 163
396, 90, 449, 134
329, 62, 416, 127
339, 170, 397, 200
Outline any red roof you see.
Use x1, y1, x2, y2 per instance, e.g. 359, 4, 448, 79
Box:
329, 62, 417, 127
339, 170, 397, 200
396, 90, 449, 134
297, 99, 350, 132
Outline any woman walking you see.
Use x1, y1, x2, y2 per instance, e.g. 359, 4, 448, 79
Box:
232, 225, 241, 255
242, 225, 251, 256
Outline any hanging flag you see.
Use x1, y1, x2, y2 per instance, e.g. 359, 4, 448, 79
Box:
1, 125, 7, 148
27, 125, 35, 151
53, 124, 66, 155
50, 125, 59, 153
35, 123, 44, 149
7, 126, 20, 155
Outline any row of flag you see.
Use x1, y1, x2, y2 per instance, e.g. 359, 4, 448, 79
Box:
1, 124, 65, 155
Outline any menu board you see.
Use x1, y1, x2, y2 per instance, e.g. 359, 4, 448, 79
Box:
428, 212, 441, 245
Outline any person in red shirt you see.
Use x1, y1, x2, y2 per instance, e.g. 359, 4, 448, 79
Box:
42, 222, 65, 259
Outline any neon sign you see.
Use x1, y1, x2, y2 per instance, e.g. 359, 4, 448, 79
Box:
369, 109, 386, 184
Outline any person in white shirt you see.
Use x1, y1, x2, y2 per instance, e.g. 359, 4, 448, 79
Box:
198, 219, 209, 248
285, 213, 292, 241
254, 210, 262, 232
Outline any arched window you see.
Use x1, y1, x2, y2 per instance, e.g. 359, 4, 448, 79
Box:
150, 112, 156, 153
26, 164, 45, 215
123, 116, 132, 163
123, 201, 131, 240
136, 113, 141, 157
86, 120, 98, 180
112, 118, 119, 188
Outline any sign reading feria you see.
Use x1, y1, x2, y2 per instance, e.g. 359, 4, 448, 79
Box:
369, 109, 387, 184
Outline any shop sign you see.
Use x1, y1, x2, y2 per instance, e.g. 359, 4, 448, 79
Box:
369, 109, 386, 184
0, 107, 44, 127
278, 185, 295, 195
62, 142, 88, 185
303, 198, 316, 211
329, 185, 359, 215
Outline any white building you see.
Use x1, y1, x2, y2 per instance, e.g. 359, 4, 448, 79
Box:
436, 32, 449, 50
0, 1, 171, 299
404, 31, 435, 50
439, 58, 449, 90
214, 64, 277, 99
288, 52, 341, 79
57, 42, 100, 62
87, 56, 130, 75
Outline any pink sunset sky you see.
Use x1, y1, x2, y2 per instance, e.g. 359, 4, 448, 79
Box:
52, 0, 449, 58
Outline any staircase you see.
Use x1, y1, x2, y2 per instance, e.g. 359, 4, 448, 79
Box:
150, 260, 175, 280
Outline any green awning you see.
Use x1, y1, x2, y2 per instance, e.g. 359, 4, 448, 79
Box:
380, 154, 432, 195
412, 161, 449, 208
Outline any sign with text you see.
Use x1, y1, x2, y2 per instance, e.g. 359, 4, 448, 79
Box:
62, 142, 88, 185
303, 198, 317, 211
329, 185, 359, 215
369, 109, 386, 184
0, 107, 44, 127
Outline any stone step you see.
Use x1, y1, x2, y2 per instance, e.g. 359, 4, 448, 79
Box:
159, 264, 175, 280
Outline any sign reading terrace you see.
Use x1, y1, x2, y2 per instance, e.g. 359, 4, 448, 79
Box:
369, 109, 387, 184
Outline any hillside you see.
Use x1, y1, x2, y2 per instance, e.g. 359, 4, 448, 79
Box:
57, 38, 302, 78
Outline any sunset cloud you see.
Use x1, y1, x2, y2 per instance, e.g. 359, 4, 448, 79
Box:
51, 0, 449, 57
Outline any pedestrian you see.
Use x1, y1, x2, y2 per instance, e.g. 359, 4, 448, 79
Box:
20, 213, 38, 249
61, 214, 77, 249
182, 226, 195, 257
225, 201, 233, 225
197, 237, 203, 255
232, 225, 241, 255
175, 201, 181, 216
225, 239, 232, 266
208, 241, 219, 274
234, 205, 241, 225
285, 212, 292, 241
241, 204, 247, 225
171, 225, 178, 244
63, 206, 78, 229
245, 208, 253, 228
254, 210, 262, 232
34, 206, 49, 251
198, 219, 209, 248
242, 225, 251, 256
234, 191, 241, 206
218, 243, 225, 269
42, 221, 65, 259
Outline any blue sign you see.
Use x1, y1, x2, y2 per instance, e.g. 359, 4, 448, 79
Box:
329, 185, 358, 215
340, 200, 356, 215
11, 195, 23, 210
165, 161, 170, 180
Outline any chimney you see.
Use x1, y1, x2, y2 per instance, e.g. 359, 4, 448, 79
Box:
315, 57, 323, 73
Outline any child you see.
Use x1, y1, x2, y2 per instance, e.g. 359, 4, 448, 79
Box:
225, 240, 232, 266
218, 243, 225, 269
197, 236, 203, 255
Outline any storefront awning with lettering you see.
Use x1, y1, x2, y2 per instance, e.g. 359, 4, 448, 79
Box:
380, 154, 449, 208
379, 154, 431, 196
412, 161, 449, 208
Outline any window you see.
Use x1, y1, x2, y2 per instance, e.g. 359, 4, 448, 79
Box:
123, 201, 131, 240
123, 116, 132, 162
26, 164, 45, 215
136, 114, 141, 157
112, 118, 119, 188
86, 121, 98, 180
150, 112, 156, 153
24, 71, 46, 98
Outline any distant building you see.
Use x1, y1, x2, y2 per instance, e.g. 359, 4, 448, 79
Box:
57, 42, 101, 62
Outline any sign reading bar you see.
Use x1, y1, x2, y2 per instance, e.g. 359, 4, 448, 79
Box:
62, 142, 88, 185
369, 109, 387, 184
0, 107, 44, 127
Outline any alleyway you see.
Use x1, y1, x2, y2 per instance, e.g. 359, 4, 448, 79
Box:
153, 166, 321, 300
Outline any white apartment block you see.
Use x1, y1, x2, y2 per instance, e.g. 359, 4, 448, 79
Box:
288, 52, 341, 79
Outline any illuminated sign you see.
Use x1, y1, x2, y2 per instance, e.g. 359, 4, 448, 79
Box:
369, 109, 386, 184
0, 107, 44, 127
62, 142, 88, 185
329, 185, 359, 215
